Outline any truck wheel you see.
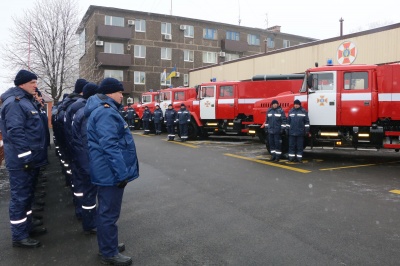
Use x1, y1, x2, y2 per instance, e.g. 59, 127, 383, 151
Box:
257, 130, 266, 143
188, 121, 198, 140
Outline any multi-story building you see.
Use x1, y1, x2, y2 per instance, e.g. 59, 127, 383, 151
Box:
77, 5, 316, 100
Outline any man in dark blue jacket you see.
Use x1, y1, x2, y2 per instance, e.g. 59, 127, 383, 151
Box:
142, 105, 152, 135
126, 104, 137, 130
265, 99, 286, 162
153, 105, 163, 135
85, 78, 139, 265
176, 103, 191, 141
63, 78, 88, 220
0, 70, 48, 248
287, 99, 310, 163
70, 82, 98, 234
164, 104, 177, 141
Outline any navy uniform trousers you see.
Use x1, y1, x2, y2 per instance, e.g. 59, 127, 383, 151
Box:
9, 169, 35, 241
97, 186, 124, 258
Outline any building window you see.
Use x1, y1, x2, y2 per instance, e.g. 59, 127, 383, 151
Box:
226, 31, 239, 41
184, 25, 194, 38
160, 73, 171, 86
202, 51, 217, 64
225, 53, 240, 62
134, 45, 146, 58
105, 16, 124, 27
78, 29, 85, 58
104, 42, 124, 54
267, 37, 275, 48
203, 28, 217, 40
135, 19, 146, 32
104, 70, 123, 81
134, 71, 146, 84
184, 74, 189, 86
283, 40, 290, 48
184, 50, 194, 62
247, 34, 260, 45
161, 22, 171, 35
161, 47, 172, 60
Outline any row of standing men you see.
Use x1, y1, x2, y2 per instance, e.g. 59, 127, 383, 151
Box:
120, 103, 191, 142
52, 77, 139, 265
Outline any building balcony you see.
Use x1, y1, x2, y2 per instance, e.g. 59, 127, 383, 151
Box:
97, 53, 131, 67
221, 39, 249, 53
97, 25, 132, 40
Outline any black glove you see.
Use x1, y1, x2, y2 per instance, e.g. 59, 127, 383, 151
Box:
305, 130, 310, 136
117, 179, 128, 188
23, 161, 35, 171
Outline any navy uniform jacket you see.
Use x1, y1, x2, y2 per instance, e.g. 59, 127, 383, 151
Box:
176, 107, 190, 125
164, 109, 177, 126
142, 109, 152, 121
84, 94, 139, 186
153, 108, 163, 123
71, 98, 90, 174
126, 107, 136, 120
287, 107, 310, 136
0, 87, 48, 170
265, 106, 286, 134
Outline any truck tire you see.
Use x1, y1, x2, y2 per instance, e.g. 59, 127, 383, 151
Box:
188, 120, 198, 140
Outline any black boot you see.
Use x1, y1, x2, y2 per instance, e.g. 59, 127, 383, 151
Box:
13, 238, 41, 248
100, 253, 132, 265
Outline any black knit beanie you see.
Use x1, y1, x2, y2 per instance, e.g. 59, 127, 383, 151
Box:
14, 70, 37, 86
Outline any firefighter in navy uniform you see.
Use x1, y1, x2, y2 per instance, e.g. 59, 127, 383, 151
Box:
126, 104, 137, 130
153, 105, 163, 135
287, 99, 310, 163
164, 104, 177, 141
70, 82, 98, 234
63, 78, 88, 220
142, 106, 152, 135
177, 103, 191, 141
0, 70, 48, 248
265, 99, 286, 162
85, 78, 139, 265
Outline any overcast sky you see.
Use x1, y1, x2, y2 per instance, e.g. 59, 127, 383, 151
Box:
1, 0, 399, 94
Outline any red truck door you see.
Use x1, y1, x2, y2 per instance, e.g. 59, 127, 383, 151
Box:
216, 85, 236, 118
339, 71, 372, 126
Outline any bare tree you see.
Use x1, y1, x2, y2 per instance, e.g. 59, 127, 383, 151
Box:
1, 0, 80, 103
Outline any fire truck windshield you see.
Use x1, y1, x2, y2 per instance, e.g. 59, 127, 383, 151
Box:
142, 95, 151, 103
160, 92, 171, 101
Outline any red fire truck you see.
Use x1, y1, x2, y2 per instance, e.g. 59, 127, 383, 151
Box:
258, 63, 400, 152
159, 87, 197, 114
174, 75, 304, 139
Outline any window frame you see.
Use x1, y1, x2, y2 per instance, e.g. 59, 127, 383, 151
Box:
135, 19, 146, 32
134, 45, 146, 58
104, 70, 124, 81
202, 51, 217, 64
134, 71, 146, 85
105, 16, 124, 27
184, 25, 194, 38
203, 28, 217, 40
226, 31, 240, 41
104, 42, 124, 54
161, 22, 172, 35
161, 47, 172, 60
184, 50, 194, 62
247, 34, 260, 46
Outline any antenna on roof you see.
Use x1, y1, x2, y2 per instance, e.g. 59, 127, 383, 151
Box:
238, 0, 241, 25
170, 0, 172, 15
